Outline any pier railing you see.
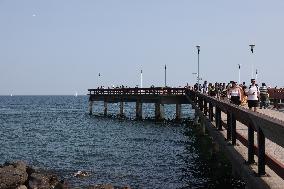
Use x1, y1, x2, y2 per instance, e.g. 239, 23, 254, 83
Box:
88, 87, 186, 95
268, 88, 284, 100
88, 87, 284, 98
186, 90, 284, 179
87, 87, 188, 120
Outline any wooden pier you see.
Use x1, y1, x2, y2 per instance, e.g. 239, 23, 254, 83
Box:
88, 87, 188, 120
88, 87, 284, 188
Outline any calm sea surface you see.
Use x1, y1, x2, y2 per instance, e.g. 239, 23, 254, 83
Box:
0, 96, 238, 188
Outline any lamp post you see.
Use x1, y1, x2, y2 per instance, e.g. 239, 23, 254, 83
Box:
249, 44, 255, 79
255, 69, 258, 80
164, 64, 167, 87
140, 69, 143, 88
196, 45, 200, 91
98, 73, 101, 88
238, 64, 241, 84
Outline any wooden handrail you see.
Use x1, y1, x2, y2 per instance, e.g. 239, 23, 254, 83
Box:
88, 87, 187, 95
268, 88, 284, 99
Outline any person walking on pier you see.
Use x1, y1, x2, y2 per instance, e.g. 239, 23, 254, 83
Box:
208, 83, 217, 97
259, 82, 269, 109
228, 81, 242, 105
201, 81, 208, 94
247, 79, 260, 112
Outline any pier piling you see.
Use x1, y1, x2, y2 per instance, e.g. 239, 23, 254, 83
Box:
155, 102, 165, 120
88, 100, 93, 115
136, 101, 142, 120
119, 101, 124, 117
176, 104, 181, 120
104, 101, 108, 116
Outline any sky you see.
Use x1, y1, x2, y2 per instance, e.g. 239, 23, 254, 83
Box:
0, 0, 284, 95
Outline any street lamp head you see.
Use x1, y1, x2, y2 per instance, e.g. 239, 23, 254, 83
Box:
196, 45, 200, 54
249, 44, 255, 53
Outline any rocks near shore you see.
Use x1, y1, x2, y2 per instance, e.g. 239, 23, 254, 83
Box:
0, 161, 130, 189
0, 161, 28, 189
0, 161, 61, 189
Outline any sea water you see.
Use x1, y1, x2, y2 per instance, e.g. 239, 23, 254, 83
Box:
0, 96, 243, 188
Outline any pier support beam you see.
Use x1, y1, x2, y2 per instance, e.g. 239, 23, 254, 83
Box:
199, 97, 204, 112
136, 101, 142, 120
231, 113, 236, 145
155, 103, 165, 120
204, 100, 208, 116
119, 101, 124, 117
257, 128, 266, 176
200, 116, 206, 135
215, 107, 222, 130
88, 100, 94, 115
248, 123, 255, 164
226, 111, 231, 140
194, 111, 199, 125
176, 104, 181, 120
209, 103, 213, 122
104, 101, 108, 116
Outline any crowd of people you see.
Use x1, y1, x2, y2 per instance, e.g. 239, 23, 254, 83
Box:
193, 79, 270, 112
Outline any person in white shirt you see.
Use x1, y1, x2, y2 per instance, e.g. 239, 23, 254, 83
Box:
246, 79, 260, 112
228, 81, 242, 105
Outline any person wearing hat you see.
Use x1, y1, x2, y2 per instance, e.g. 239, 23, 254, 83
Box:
247, 79, 260, 112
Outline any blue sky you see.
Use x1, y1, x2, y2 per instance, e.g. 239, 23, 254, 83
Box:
0, 0, 284, 95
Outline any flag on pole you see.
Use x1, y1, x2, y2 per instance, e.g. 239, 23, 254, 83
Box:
238, 64, 241, 69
